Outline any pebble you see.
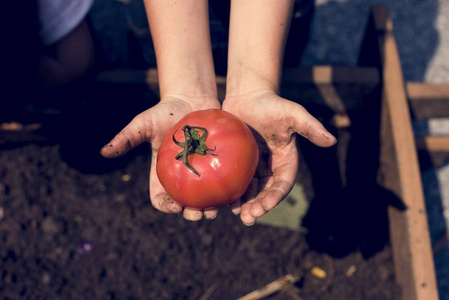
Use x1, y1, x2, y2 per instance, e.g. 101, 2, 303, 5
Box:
346, 265, 357, 277
41, 272, 51, 285
41, 217, 60, 235
76, 242, 94, 255
311, 267, 327, 279
121, 174, 131, 182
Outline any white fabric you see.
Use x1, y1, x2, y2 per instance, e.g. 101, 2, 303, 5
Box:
38, 0, 94, 45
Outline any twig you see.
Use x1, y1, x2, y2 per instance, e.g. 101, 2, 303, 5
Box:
283, 285, 304, 300
238, 274, 300, 300
199, 282, 219, 300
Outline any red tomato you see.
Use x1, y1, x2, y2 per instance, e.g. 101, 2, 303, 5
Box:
156, 109, 259, 210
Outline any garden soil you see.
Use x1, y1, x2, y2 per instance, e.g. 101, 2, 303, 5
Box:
0, 93, 401, 299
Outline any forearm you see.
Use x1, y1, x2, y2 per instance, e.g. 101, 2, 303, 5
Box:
143, 0, 217, 100
226, 0, 294, 96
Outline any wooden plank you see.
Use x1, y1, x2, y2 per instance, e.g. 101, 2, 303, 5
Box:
282, 66, 379, 85
408, 82, 449, 100
0, 122, 52, 145
416, 136, 449, 152
96, 66, 379, 85
96, 67, 379, 110
407, 82, 449, 120
281, 66, 379, 115
369, 5, 438, 300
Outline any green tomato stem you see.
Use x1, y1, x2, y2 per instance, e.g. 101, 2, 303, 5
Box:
173, 125, 217, 176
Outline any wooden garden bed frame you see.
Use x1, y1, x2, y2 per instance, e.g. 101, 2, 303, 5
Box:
363, 5, 438, 300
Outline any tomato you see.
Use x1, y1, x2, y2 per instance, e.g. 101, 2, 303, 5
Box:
156, 109, 259, 210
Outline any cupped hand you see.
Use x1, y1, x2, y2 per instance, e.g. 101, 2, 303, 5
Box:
222, 91, 337, 225
100, 96, 221, 221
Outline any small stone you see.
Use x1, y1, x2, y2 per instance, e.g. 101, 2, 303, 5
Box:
115, 194, 126, 203
311, 267, 327, 279
346, 265, 357, 277
41, 217, 60, 235
121, 174, 131, 182
83, 242, 94, 252
42, 272, 51, 284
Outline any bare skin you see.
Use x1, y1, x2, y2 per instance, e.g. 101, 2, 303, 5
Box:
223, 91, 336, 225
101, 0, 337, 224
223, 0, 336, 225
101, 0, 220, 221
101, 96, 220, 221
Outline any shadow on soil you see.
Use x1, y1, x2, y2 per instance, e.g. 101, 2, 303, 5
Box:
297, 87, 406, 260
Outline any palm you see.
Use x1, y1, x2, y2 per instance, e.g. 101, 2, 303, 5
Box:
223, 92, 336, 225
101, 96, 221, 220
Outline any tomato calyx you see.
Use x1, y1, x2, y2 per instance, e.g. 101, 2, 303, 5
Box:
172, 125, 217, 176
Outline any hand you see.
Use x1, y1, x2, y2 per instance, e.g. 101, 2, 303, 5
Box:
101, 96, 221, 221
222, 91, 337, 225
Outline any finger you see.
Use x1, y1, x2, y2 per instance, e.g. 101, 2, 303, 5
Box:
241, 185, 270, 219
203, 208, 218, 220
230, 198, 242, 215
235, 177, 259, 221
251, 178, 292, 218
236, 178, 258, 211
292, 105, 337, 147
101, 112, 151, 158
149, 149, 183, 214
238, 170, 270, 224
240, 203, 257, 226
250, 147, 298, 218
183, 209, 203, 221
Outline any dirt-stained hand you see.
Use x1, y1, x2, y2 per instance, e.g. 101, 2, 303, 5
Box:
101, 96, 221, 221
223, 91, 337, 225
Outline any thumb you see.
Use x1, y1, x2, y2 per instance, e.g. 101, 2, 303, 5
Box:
101, 113, 151, 158
293, 105, 337, 148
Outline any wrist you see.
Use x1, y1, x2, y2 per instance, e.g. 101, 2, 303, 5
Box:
158, 64, 218, 101
225, 64, 281, 98
158, 80, 219, 115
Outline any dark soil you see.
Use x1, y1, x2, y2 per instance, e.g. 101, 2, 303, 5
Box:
0, 142, 400, 300
0, 105, 401, 300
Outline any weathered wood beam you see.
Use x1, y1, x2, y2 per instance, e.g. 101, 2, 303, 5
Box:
364, 5, 438, 300
407, 82, 449, 120
416, 136, 449, 152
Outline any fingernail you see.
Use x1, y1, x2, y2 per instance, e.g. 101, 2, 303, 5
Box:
244, 222, 255, 226
231, 209, 240, 215
325, 133, 337, 143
